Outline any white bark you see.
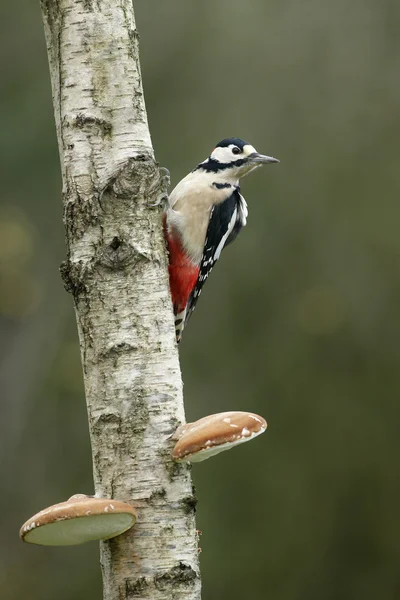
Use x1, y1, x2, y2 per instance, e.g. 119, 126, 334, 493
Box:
39, 1, 201, 598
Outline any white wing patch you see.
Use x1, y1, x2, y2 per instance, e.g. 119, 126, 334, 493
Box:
238, 194, 248, 226
214, 207, 238, 260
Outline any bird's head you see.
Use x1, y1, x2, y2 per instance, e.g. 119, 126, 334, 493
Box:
197, 138, 279, 180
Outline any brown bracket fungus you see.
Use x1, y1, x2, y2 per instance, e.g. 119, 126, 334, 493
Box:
172, 411, 267, 463
20, 494, 137, 546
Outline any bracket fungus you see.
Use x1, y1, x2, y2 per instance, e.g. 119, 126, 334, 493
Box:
20, 494, 137, 546
172, 411, 267, 463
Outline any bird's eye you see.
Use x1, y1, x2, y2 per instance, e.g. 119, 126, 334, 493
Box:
232, 146, 241, 155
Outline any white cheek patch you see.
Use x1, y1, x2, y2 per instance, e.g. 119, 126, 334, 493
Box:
210, 146, 237, 163
210, 144, 258, 163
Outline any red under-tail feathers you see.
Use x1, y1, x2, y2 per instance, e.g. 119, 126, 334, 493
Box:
163, 215, 199, 323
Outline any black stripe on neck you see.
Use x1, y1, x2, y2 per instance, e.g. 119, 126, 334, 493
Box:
213, 182, 232, 189
194, 158, 246, 173
212, 182, 240, 191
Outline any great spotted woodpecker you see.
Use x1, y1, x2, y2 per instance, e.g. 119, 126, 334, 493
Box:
164, 138, 279, 342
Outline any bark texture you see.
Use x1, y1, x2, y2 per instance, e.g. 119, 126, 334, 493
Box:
40, 1, 201, 598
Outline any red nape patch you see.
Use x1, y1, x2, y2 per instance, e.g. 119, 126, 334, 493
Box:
164, 219, 199, 313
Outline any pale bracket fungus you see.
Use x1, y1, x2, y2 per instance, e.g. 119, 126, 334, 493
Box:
20, 494, 137, 546
172, 411, 267, 463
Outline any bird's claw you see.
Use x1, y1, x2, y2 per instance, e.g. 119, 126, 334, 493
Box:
159, 167, 171, 189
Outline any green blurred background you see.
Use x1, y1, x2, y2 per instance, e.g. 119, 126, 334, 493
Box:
1, 1, 400, 598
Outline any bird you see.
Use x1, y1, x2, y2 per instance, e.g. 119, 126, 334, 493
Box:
164, 137, 279, 343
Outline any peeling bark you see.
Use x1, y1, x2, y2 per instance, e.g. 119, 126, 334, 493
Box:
39, 1, 201, 598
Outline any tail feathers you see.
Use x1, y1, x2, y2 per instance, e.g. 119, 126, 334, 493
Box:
174, 307, 187, 343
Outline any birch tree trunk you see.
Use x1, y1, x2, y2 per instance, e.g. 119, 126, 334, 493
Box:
40, 1, 201, 598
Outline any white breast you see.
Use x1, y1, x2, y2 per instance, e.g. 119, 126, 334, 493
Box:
167, 171, 235, 264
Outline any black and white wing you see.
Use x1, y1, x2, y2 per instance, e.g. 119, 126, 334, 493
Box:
185, 188, 248, 325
